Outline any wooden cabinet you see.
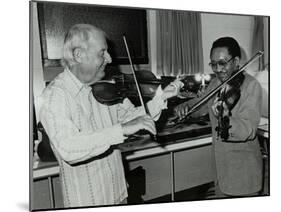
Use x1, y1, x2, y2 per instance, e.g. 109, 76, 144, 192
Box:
174, 145, 214, 192
127, 154, 172, 201
32, 178, 52, 209
32, 137, 214, 209
32, 175, 63, 210
125, 143, 214, 203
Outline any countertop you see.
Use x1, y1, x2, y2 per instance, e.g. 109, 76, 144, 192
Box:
33, 120, 212, 180
33, 117, 269, 180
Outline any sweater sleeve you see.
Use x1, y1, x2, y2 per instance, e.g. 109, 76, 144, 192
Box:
181, 79, 217, 118
117, 85, 167, 122
39, 88, 126, 165
228, 79, 262, 141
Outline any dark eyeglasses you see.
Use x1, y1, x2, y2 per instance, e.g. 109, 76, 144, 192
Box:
209, 57, 234, 71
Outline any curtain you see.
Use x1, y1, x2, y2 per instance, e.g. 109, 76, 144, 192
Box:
156, 10, 203, 76
251, 16, 265, 71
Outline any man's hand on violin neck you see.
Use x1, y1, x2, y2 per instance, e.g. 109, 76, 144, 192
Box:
121, 115, 156, 136
174, 101, 189, 120
212, 97, 230, 118
161, 79, 184, 100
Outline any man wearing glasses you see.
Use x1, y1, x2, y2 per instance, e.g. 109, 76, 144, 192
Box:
175, 37, 263, 198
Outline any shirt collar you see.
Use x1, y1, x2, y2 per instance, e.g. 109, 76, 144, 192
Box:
64, 68, 92, 97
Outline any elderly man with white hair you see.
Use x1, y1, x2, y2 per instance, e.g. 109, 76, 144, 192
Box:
39, 23, 182, 207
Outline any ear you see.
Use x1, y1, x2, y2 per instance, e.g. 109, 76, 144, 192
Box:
72, 47, 83, 63
233, 56, 240, 67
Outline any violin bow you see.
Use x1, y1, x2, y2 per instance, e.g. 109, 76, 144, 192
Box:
123, 35, 157, 141
122, 35, 149, 116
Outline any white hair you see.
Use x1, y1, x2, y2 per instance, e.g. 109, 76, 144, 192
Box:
61, 24, 105, 69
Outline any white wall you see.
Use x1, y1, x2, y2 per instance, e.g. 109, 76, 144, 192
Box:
201, 13, 255, 74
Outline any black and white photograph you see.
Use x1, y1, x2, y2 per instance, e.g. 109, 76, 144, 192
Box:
29, 0, 270, 211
